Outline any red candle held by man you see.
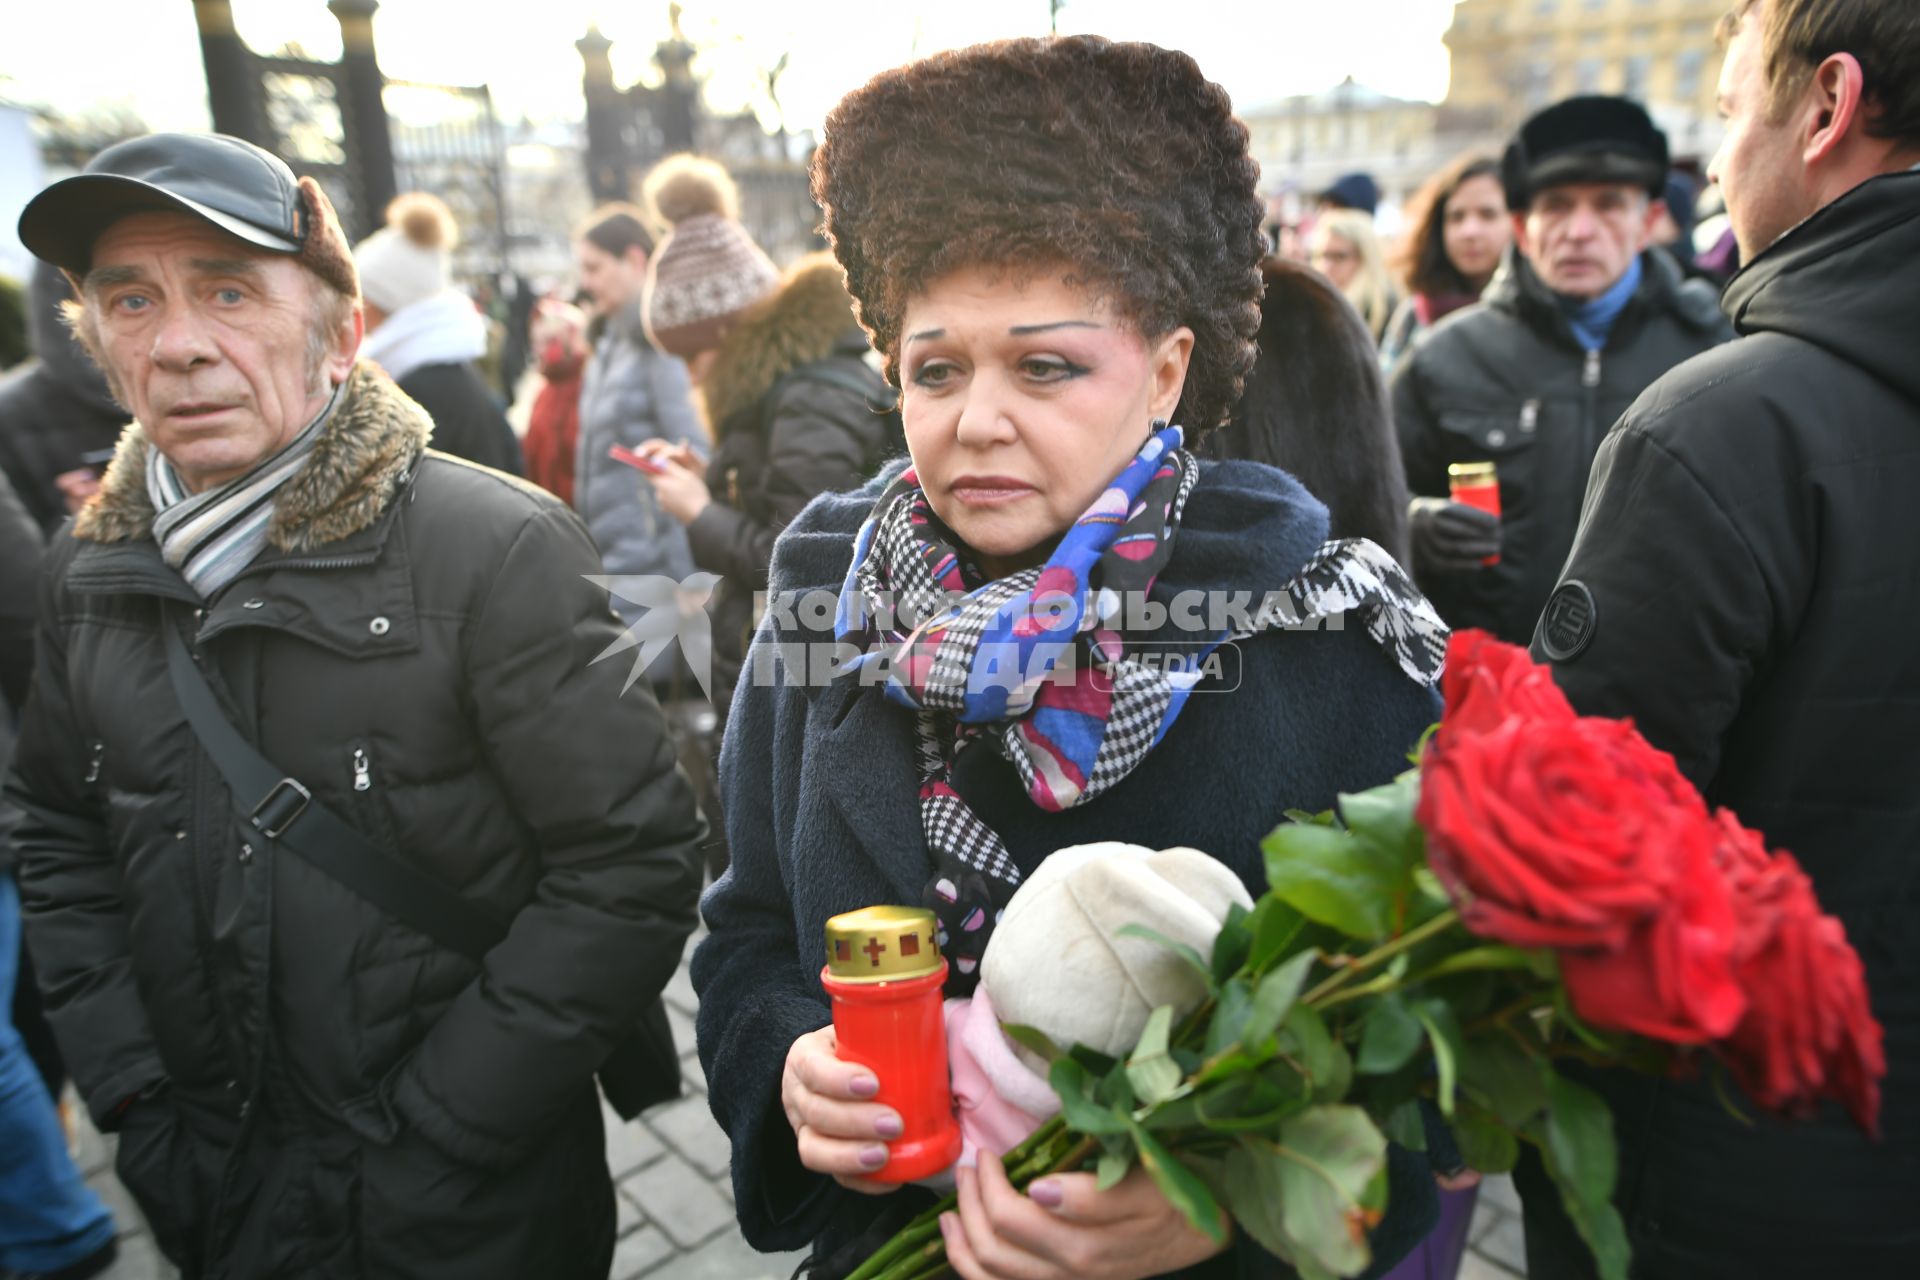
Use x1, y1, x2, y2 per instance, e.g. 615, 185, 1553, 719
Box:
1448, 461, 1502, 566
822, 907, 963, 1182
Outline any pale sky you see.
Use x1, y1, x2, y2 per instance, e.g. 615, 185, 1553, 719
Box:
2, 0, 1462, 134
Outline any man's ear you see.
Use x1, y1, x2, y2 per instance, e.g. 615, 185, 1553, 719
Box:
1510, 211, 1535, 262
1639, 197, 1669, 251
328, 305, 364, 385
1805, 52, 1868, 167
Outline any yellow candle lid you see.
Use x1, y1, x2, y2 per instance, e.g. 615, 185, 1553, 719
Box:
825, 906, 944, 983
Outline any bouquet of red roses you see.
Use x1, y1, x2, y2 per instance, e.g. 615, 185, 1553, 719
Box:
851, 631, 1884, 1280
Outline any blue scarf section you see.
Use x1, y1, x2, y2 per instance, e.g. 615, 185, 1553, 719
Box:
1560, 253, 1642, 352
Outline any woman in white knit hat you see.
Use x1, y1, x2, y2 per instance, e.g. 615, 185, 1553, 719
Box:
353, 193, 522, 474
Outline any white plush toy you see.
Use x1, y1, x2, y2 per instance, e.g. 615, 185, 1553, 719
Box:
943, 842, 1254, 1167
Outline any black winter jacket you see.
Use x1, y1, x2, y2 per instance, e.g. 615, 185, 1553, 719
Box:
1390, 247, 1730, 643
684, 255, 896, 712
396, 359, 524, 477
4, 364, 704, 1279
0, 470, 42, 878
1520, 169, 1920, 1280
692, 462, 1445, 1278
0, 261, 129, 534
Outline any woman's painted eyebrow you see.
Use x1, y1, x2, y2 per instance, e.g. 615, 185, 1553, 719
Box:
1008, 321, 1100, 335
904, 319, 1101, 344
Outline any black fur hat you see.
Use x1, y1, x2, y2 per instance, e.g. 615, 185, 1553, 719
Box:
1501, 96, 1669, 208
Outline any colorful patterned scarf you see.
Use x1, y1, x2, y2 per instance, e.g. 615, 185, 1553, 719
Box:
835, 426, 1447, 986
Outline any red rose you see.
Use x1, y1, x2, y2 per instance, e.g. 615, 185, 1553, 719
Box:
1437, 629, 1576, 742
1558, 816, 1745, 1043
1422, 715, 1703, 948
1710, 813, 1885, 1134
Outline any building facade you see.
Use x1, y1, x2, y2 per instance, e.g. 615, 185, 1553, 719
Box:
1444, 0, 1730, 162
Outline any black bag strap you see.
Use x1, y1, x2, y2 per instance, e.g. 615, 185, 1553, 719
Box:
161, 616, 508, 959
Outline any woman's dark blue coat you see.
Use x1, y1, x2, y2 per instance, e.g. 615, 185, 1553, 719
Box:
691, 459, 1444, 1277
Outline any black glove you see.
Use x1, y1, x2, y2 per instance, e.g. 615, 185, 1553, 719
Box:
1408, 498, 1501, 573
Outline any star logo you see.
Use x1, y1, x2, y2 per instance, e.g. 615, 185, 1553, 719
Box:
585, 573, 721, 701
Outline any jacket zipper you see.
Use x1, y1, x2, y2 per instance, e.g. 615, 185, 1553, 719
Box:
352, 747, 372, 793
84, 741, 105, 784
1581, 348, 1604, 459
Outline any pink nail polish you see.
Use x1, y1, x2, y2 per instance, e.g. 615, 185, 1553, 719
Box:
1029, 1178, 1064, 1209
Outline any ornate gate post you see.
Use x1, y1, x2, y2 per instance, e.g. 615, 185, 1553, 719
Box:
328, 0, 397, 236
191, 0, 270, 145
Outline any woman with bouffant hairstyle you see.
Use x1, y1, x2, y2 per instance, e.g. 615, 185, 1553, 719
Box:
693, 36, 1449, 1280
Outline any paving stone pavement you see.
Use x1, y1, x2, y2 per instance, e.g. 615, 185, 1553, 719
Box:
63, 927, 1526, 1279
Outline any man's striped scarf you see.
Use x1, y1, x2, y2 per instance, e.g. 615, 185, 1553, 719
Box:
147, 386, 340, 598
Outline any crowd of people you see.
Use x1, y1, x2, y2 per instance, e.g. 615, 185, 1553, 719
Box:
0, 1, 1915, 1278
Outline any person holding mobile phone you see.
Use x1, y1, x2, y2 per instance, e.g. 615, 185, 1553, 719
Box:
631, 155, 900, 726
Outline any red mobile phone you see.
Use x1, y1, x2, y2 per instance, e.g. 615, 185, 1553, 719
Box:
608, 444, 668, 475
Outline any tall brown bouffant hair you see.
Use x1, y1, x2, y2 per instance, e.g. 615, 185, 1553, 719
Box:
810, 36, 1267, 437
1392, 153, 1504, 299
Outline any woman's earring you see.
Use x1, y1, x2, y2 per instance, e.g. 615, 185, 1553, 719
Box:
1150, 417, 1168, 431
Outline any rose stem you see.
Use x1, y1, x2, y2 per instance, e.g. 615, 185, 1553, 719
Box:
1302, 909, 1461, 1006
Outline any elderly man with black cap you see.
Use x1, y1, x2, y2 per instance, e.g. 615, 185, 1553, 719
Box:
1389, 95, 1732, 644
3, 133, 703, 1279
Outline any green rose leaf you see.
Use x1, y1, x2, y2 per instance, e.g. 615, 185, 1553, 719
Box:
1211, 903, 1253, 984
1115, 924, 1217, 993
1338, 775, 1422, 874
1096, 1150, 1132, 1192
1256, 1105, 1391, 1278
1414, 1001, 1466, 1117
1357, 994, 1426, 1076
1381, 1098, 1428, 1152
1047, 1058, 1128, 1137
998, 1023, 1063, 1067
1125, 1005, 1184, 1107
1246, 897, 1309, 974
1450, 1106, 1520, 1175
1261, 822, 1398, 939
1459, 1038, 1550, 1129
1125, 1118, 1230, 1246
1541, 1066, 1617, 1210
1243, 950, 1321, 1051
1532, 1082, 1631, 1280
1206, 978, 1255, 1059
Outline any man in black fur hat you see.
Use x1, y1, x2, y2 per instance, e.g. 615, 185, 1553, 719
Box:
1389, 95, 1732, 645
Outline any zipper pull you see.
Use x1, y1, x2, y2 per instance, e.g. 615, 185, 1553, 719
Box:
352, 748, 372, 792
84, 742, 104, 784
1583, 349, 1602, 388
1519, 399, 1540, 434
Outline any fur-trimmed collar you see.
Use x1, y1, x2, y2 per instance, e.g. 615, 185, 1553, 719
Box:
699, 251, 866, 434
73, 361, 432, 552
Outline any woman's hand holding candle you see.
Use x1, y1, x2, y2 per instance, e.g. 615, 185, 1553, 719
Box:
782, 1024, 904, 1195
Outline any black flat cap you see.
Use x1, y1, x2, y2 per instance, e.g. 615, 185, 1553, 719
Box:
1501, 96, 1670, 209
19, 132, 305, 276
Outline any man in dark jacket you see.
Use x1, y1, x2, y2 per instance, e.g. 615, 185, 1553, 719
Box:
0, 261, 130, 534
6, 132, 703, 1279
1390, 95, 1731, 644
1522, 4, 1920, 1276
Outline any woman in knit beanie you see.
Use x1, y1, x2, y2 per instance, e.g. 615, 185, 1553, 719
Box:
630, 155, 898, 731
353, 193, 522, 474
